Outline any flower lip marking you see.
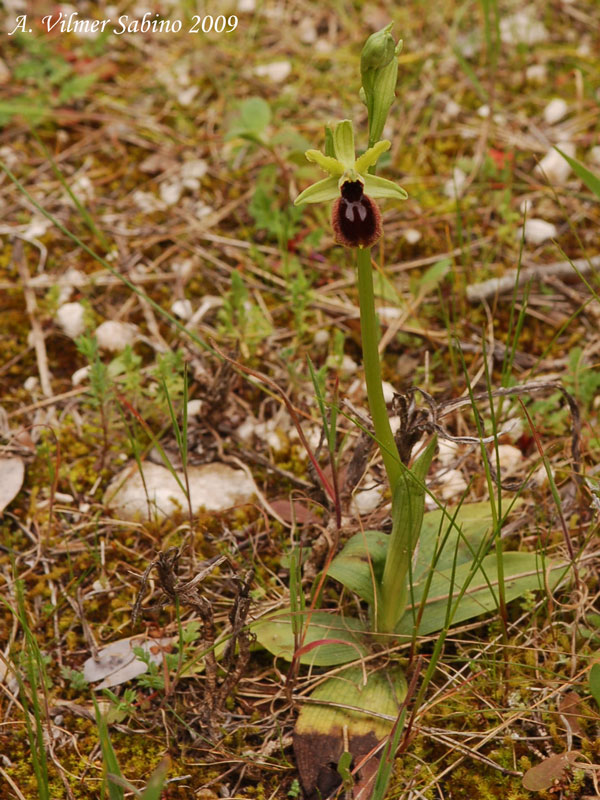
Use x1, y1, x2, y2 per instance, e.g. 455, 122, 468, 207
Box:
333, 181, 382, 248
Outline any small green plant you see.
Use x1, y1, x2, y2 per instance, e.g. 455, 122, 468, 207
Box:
218, 269, 273, 356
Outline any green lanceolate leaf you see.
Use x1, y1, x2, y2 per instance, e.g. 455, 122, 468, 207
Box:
294, 665, 406, 799
252, 610, 367, 666
396, 551, 569, 637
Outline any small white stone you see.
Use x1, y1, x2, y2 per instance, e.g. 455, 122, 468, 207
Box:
382, 381, 396, 404
194, 201, 213, 219
56, 302, 86, 339
171, 259, 194, 279
519, 198, 533, 214
526, 64, 547, 84
23, 216, 52, 240
105, 461, 256, 520
339, 354, 358, 375
543, 98, 568, 125
71, 366, 90, 386
186, 399, 203, 416
350, 481, 384, 516
590, 146, 600, 166
477, 104, 490, 118
403, 228, 422, 244
439, 469, 468, 501
236, 418, 256, 444
443, 167, 467, 199
177, 86, 198, 107
443, 99, 461, 118
313, 329, 330, 346
298, 19, 317, 44
496, 444, 523, 475
516, 218, 557, 244
24, 376, 38, 393
70, 174, 95, 202
237, 0, 255, 10
160, 180, 183, 206
171, 299, 193, 320
94, 320, 137, 352
500, 12, 548, 45
534, 142, 575, 185
531, 463, 550, 487
437, 439, 459, 467
184, 159, 208, 179
132, 190, 164, 213
254, 61, 292, 83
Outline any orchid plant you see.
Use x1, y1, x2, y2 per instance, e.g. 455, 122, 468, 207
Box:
253, 24, 566, 800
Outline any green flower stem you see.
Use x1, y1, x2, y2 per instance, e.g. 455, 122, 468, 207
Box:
356, 246, 401, 490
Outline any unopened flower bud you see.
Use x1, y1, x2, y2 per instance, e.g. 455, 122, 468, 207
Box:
361, 24, 396, 72
360, 24, 403, 147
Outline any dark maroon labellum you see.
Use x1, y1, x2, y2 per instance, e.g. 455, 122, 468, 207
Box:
332, 180, 382, 248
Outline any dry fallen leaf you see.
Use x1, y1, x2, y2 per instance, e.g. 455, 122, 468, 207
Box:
522, 751, 580, 792
0, 457, 25, 513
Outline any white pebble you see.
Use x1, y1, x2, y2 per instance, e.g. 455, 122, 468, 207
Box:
313, 329, 330, 346
237, 0, 255, 10
439, 469, 468, 501
254, 61, 292, 83
519, 198, 533, 214
526, 64, 547, 84
516, 218, 557, 244
443, 167, 467, 199
443, 99, 461, 118
534, 142, 575, 185
56, 302, 86, 339
437, 439, 459, 467
403, 228, 422, 244
71, 366, 90, 386
94, 320, 137, 352
171, 299, 193, 320
496, 444, 522, 474
350, 480, 384, 516
543, 98, 568, 125
160, 180, 183, 206
186, 399, 203, 416
184, 159, 208, 179
500, 12, 549, 45
477, 104, 490, 118
590, 146, 600, 166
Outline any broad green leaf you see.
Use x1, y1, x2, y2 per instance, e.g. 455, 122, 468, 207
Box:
294, 176, 339, 205
396, 552, 568, 637
252, 610, 367, 666
327, 531, 388, 605
296, 665, 406, 741
590, 663, 600, 708
555, 147, 600, 199
413, 500, 516, 581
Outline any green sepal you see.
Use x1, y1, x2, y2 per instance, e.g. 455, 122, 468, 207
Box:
363, 173, 408, 200
354, 140, 391, 174
305, 149, 345, 176
332, 120, 355, 169
294, 176, 339, 205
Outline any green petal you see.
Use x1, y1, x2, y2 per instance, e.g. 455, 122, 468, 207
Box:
305, 149, 345, 176
332, 120, 356, 169
354, 140, 391, 174
294, 176, 339, 205
363, 174, 408, 200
